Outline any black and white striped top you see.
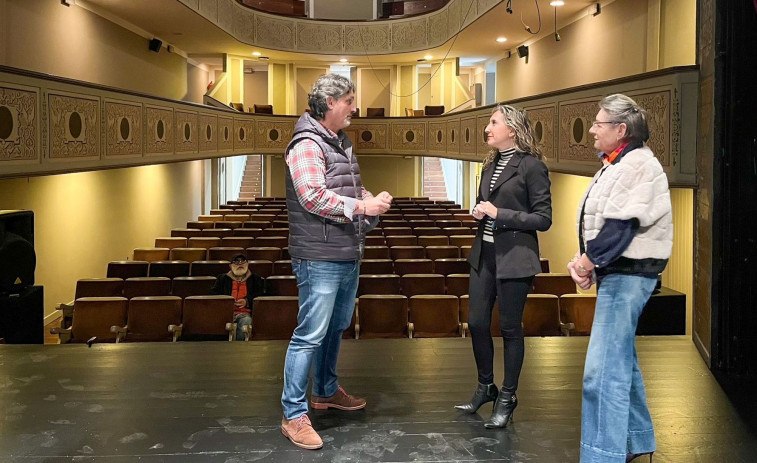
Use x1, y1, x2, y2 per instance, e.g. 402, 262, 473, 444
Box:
482, 148, 515, 242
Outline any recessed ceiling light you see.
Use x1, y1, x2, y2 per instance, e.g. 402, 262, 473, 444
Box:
550, 1, 564, 6
424, 54, 433, 60
339, 58, 348, 63
496, 37, 507, 43
252, 51, 261, 56
258, 56, 269, 61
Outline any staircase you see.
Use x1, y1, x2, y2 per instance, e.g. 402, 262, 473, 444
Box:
238, 155, 263, 201
422, 157, 448, 201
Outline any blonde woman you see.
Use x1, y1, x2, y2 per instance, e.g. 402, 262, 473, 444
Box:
455, 105, 552, 428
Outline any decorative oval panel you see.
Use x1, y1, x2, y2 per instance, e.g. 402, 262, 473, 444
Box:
0, 85, 37, 163
48, 92, 99, 159
199, 114, 217, 153
234, 118, 255, 151
559, 100, 599, 162
427, 121, 446, 154
218, 117, 233, 152
175, 110, 198, 154
390, 122, 426, 152
477, 115, 491, 156
145, 105, 174, 155
446, 119, 460, 156
351, 123, 388, 152
523, 104, 556, 160
255, 119, 294, 152
105, 100, 142, 157
459, 117, 477, 156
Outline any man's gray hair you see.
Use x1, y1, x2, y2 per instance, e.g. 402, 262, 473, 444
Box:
308, 74, 355, 120
599, 94, 650, 144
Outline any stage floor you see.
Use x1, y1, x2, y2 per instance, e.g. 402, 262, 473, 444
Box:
1, 337, 755, 462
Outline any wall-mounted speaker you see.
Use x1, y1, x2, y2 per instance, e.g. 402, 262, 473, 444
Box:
148, 38, 162, 53
517, 45, 529, 58
0, 210, 35, 293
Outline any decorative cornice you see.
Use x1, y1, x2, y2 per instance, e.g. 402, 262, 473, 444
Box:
0, 65, 699, 186
177, 0, 501, 55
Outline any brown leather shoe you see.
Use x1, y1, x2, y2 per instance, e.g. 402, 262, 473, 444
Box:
311, 386, 366, 411
281, 414, 323, 450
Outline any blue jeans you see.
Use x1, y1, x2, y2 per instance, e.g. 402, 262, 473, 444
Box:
234, 313, 251, 341
281, 258, 359, 420
580, 274, 657, 463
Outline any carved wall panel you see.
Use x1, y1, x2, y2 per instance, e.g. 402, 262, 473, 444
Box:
391, 122, 426, 152
105, 100, 142, 157
391, 19, 428, 52
344, 25, 390, 54
0, 84, 38, 162
558, 99, 598, 162
428, 10, 448, 45
351, 123, 389, 152
233, 10, 256, 44
298, 23, 342, 53
446, 119, 460, 156
218, 116, 234, 152
447, 0, 462, 36
255, 119, 293, 151
524, 104, 556, 161
175, 110, 198, 154
255, 15, 295, 50
630, 90, 670, 166
476, 115, 490, 155
217, 0, 235, 33
145, 106, 174, 156
428, 121, 446, 154
198, 0, 217, 20
48, 92, 99, 160
199, 114, 218, 153
459, 117, 477, 155
234, 118, 256, 151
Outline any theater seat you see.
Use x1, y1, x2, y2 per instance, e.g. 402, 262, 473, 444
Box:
201, 228, 233, 238
385, 235, 417, 247
418, 235, 449, 247
133, 247, 170, 263
272, 259, 292, 276
148, 261, 190, 279
107, 261, 149, 279
75, 278, 124, 299
358, 274, 401, 296
445, 273, 469, 296
425, 245, 459, 260
401, 273, 446, 297
154, 237, 187, 249
460, 295, 501, 337
221, 237, 255, 249
123, 277, 172, 299
250, 296, 299, 340
114, 296, 182, 342
390, 246, 425, 260
364, 246, 391, 259
255, 236, 288, 248
187, 237, 222, 249
253, 104, 273, 114
434, 258, 468, 276
366, 107, 385, 117
171, 228, 203, 238
52, 297, 128, 344
356, 295, 408, 339
208, 247, 245, 261
173, 295, 236, 341
266, 275, 298, 296
448, 235, 475, 247
247, 247, 282, 262
169, 247, 207, 262
248, 260, 273, 278
172, 276, 217, 298
190, 260, 231, 277
559, 293, 596, 336
394, 259, 433, 275
359, 259, 394, 275
532, 273, 577, 297
408, 295, 461, 338
523, 294, 563, 337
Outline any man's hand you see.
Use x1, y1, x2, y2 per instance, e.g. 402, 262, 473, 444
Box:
362, 192, 392, 216
234, 299, 247, 308
567, 260, 593, 290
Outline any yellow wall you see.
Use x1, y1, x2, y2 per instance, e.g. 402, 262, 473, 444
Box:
0, 0, 188, 100
244, 71, 269, 111
358, 68, 391, 114
663, 188, 694, 334
660, 0, 697, 68
185, 62, 210, 104
295, 66, 329, 115
0, 162, 203, 321
270, 64, 289, 115
496, 0, 650, 101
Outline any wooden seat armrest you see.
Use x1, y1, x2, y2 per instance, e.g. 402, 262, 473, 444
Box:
168, 324, 183, 342
56, 301, 75, 328
110, 325, 128, 343
226, 322, 236, 341
354, 323, 360, 340
461, 322, 469, 338
560, 322, 575, 337
51, 326, 72, 344
242, 324, 251, 341
408, 322, 414, 339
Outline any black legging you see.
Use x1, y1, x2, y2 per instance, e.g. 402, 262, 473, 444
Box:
468, 241, 534, 394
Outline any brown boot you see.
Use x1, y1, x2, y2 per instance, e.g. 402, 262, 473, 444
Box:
281, 414, 323, 450
311, 386, 366, 411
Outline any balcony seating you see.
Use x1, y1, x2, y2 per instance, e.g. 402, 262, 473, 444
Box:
424, 105, 445, 116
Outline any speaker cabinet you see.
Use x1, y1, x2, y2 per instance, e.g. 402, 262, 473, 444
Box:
0, 210, 36, 292
0, 285, 44, 344
517, 45, 529, 58
148, 38, 162, 52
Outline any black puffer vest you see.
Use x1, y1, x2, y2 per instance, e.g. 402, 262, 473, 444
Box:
285, 112, 365, 261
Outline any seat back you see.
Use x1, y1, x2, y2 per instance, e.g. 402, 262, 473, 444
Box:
424, 105, 445, 115
409, 295, 460, 338
171, 228, 203, 238
364, 246, 391, 259
169, 247, 207, 262
358, 274, 401, 296
359, 259, 394, 275
247, 260, 273, 278
266, 275, 298, 296
148, 261, 190, 279
532, 273, 577, 297
133, 247, 170, 263
425, 245, 459, 260
221, 237, 256, 249
401, 273, 446, 297
126, 296, 182, 342
390, 246, 425, 260
75, 278, 124, 299
418, 235, 449, 247
448, 235, 475, 247
272, 259, 292, 275
207, 247, 245, 261
253, 104, 273, 114
171, 276, 217, 298
445, 273, 469, 296
107, 261, 148, 279
70, 297, 128, 343
187, 237, 222, 249
251, 296, 299, 340
154, 237, 187, 249
385, 235, 416, 247
201, 228, 233, 238
123, 277, 172, 298
190, 260, 230, 277
393, 259, 433, 275
180, 295, 236, 340
358, 295, 408, 338
247, 246, 282, 261
434, 258, 469, 276
523, 294, 561, 336
366, 107, 385, 117
559, 293, 596, 335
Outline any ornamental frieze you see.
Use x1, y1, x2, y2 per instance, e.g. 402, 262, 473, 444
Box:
523, 104, 556, 161
428, 121, 446, 154
105, 100, 142, 157
48, 91, 99, 160
199, 114, 218, 153
145, 105, 174, 156
558, 99, 598, 162
0, 84, 38, 163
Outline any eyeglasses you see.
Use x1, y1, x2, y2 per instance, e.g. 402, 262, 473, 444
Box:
591, 120, 621, 127
232, 260, 248, 265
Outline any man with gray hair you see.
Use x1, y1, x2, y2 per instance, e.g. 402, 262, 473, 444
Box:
280, 73, 392, 449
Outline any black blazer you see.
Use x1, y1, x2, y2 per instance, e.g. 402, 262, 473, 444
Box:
467, 151, 552, 279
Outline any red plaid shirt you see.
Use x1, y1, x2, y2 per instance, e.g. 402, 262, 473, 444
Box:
286, 128, 370, 223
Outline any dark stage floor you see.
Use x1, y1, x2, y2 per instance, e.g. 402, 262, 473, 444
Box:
1, 337, 755, 462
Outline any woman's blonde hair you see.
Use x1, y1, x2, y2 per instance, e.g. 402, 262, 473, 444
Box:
482, 104, 542, 169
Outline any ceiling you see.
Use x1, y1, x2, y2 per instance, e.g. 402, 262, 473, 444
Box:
84, 0, 598, 67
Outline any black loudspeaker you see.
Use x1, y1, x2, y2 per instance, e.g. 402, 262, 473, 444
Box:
0, 285, 44, 344
0, 210, 35, 292
148, 38, 162, 52
517, 45, 529, 58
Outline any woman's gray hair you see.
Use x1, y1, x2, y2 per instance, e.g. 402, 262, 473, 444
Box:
599, 94, 649, 144
308, 74, 355, 120
482, 104, 542, 168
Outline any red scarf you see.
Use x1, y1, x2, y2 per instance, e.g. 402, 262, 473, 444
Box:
603, 142, 629, 164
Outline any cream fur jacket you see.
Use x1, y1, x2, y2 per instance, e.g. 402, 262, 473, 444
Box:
577, 146, 673, 263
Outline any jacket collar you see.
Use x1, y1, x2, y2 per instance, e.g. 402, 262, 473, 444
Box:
481, 151, 525, 200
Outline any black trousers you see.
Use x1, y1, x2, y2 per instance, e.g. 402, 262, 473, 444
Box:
468, 241, 534, 393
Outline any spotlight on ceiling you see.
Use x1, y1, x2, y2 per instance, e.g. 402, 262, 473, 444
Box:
496, 37, 507, 43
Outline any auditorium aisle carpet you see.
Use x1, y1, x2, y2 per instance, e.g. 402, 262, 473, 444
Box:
1, 337, 755, 462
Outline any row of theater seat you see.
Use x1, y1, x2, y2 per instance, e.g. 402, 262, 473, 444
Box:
55, 292, 598, 344
151, 235, 477, 249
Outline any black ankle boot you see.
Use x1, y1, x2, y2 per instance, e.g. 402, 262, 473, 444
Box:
484, 391, 517, 428
626, 452, 654, 462
454, 383, 498, 414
